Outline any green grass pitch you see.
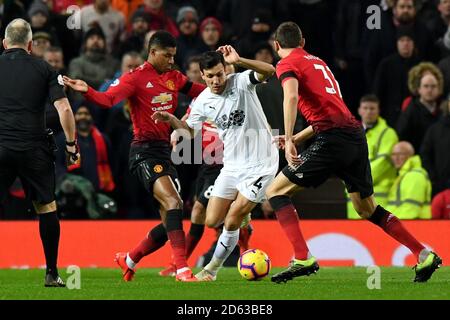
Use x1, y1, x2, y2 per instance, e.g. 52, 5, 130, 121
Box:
1, 267, 449, 300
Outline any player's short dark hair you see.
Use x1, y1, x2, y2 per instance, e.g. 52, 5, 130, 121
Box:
185, 55, 203, 71
148, 30, 177, 50
274, 21, 302, 49
360, 94, 380, 105
199, 51, 225, 71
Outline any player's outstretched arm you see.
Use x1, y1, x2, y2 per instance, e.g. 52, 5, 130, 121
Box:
217, 45, 275, 82
152, 111, 195, 137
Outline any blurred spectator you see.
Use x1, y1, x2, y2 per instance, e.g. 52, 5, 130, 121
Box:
28, 0, 59, 45
347, 95, 398, 219
365, 0, 435, 88
119, 10, 151, 57
43, 46, 66, 134
80, 0, 125, 53
200, 17, 223, 51
398, 62, 443, 152
386, 141, 432, 219
175, 55, 203, 119
373, 26, 420, 127
421, 95, 450, 195
431, 180, 450, 219
31, 31, 52, 58
68, 26, 119, 90
334, 0, 379, 114
426, 0, 450, 59
254, 42, 275, 65
111, 0, 143, 21
56, 102, 115, 193
51, 0, 93, 14
288, 0, 334, 64
235, 9, 274, 59
216, 0, 288, 41
175, 6, 208, 72
140, 0, 179, 37
44, 46, 66, 73
96, 51, 143, 129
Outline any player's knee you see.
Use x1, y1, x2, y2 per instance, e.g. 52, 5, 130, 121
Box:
205, 216, 221, 228
162, 196, 183, 211
191, 202, 206, 223
265, 183, 279, 199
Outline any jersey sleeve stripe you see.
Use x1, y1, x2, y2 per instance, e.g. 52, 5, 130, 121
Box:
180, 80, 193, 94
279, 71, 298, 83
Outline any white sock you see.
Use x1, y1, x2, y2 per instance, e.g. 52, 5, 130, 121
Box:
205, 228, 239, 275
126, 253, 136, 269
176, 267, 189, 275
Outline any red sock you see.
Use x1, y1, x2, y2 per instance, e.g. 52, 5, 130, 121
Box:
275, 204, 310, 260
129, 223, 168, 263
167, 230, 188, 270
370, 206, 425, 259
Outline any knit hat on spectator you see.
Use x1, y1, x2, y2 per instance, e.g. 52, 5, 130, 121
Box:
84, 25, 106, 43
252, 9, 273, 26
176, 6, 199, 25
131, 10, 151, 24
28, 0, 49, 18
33, 31, 52, 43
200, 17, 223, 36
396, 25, 415, 41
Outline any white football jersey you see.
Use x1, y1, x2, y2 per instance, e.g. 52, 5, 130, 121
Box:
186, 70, 278, 169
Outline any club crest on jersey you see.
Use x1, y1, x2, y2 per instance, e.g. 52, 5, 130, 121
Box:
152, 92, 173, 104
166, 80, 175, 90
229, 110, 245, 126
153, 165, 163, 173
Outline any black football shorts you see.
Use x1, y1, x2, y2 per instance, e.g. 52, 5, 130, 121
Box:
0, 145, 56, 204
195, 163, 223, 207
282, 128, 374, 199
128, 141, 180, 194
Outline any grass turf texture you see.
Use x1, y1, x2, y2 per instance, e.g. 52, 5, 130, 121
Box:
1, 267, 449, 300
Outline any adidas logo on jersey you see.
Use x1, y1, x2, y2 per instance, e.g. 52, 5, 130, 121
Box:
146, 82, 153, 88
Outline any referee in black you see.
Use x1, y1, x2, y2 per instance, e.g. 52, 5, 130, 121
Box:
0, 19, 79, 287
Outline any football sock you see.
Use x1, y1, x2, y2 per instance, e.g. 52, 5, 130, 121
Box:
186, 223, 205, 259
38, 211, 60, 277
165, 209, 188, 270
368, 206, 425, 261
205, 228, 239, 275
269, 196, 310, 260
128, 223, 168, 266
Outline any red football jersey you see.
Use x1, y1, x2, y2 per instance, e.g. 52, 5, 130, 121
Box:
276, 47, 360, 133
84, 61, 206, 143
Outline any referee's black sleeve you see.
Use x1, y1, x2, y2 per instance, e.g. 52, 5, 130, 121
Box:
47, 66, 66, 103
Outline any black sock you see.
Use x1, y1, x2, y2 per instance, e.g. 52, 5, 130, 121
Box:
149, 222, 168, 243
38, 212, 60, 277
189, 223, 205, 238
165, 209, 183, 232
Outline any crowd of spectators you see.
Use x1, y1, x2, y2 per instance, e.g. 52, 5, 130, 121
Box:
0, 0, 449, 220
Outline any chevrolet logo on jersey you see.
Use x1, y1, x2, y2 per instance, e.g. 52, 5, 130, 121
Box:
152, 93, 173, 104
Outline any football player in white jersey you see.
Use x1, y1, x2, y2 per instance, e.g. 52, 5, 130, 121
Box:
152, 45, 279, 280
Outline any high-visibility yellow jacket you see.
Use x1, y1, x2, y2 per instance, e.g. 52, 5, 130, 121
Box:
386, 155, 432, 219
348, 118, 398, 219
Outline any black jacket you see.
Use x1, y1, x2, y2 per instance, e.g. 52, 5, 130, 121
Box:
397, 98, 441, 152
373, 53, 420, 127
420, 115, 450, 195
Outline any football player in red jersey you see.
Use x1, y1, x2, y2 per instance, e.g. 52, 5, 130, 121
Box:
63, 31, 206, 282
265, 22, 442, 283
